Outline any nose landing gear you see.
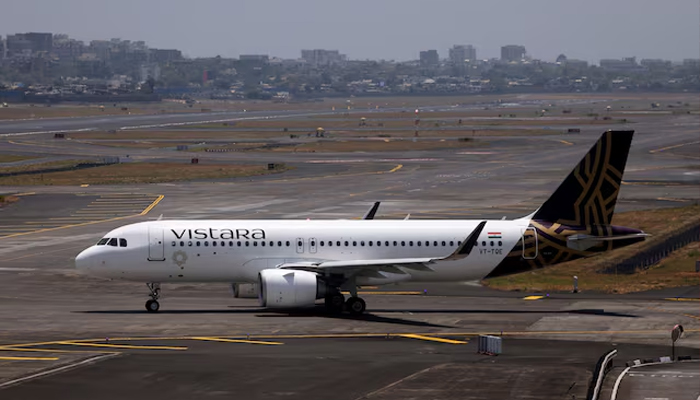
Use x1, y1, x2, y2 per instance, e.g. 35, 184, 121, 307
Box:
145, 282, 161, 312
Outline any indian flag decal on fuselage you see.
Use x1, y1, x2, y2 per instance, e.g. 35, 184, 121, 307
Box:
488, 232, 502, 239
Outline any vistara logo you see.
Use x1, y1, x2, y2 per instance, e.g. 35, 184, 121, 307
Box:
171, 228, 266, 240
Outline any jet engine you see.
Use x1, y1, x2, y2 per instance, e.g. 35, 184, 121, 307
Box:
258, 269, 327, 308
232, 283, 259, 298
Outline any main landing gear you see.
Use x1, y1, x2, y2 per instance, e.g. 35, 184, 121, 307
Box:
323, 287, 366, 315
145, 282, 161, 313
346, 296, 366, 315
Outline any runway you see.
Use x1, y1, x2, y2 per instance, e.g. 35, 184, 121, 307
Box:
0, 97, 698, 399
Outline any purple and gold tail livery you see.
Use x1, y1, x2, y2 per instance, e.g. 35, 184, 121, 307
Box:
487, 130, 645, 278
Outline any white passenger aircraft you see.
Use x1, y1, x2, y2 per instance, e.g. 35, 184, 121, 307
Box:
76, 131, 647, 314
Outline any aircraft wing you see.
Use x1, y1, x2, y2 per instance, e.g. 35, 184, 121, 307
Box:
278, 221, 486, 275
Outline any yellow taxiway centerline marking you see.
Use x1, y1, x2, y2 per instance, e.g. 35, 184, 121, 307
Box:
340, 291, 423, 295
0, 215, 135, 239
399, 334, 468, 344
621, 181, 681, 186
0, 356, 59, 361
387, 164, 403, 173
6, 327, 700, 351
523, 295, 544, 300
665, 297, 700, 302
259, 163, 404, 184
649, 140, 700, 153
0, 194, 163, 240
0, 347, 116, 354
141, 195, 164, 215
2, 244, 87, 263
559, 140, 574, 145
56, 342, 187, 350
657, 197, 690, 202
72, 211, 135, 214
87, 204, 154, 208
190, 337, 283, 345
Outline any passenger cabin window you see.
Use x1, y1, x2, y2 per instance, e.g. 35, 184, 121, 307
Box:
97, 238, 109, 246
108, 238, 118, 247
119, 238, 127, 247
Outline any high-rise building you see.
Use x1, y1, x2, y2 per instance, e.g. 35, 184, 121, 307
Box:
500, 45, 526, 62
419, 50, 439, 67
0, 36, 4, 60
640, 59, 670, 69
301, 49, 346, 66
683, 59, 700, 69
151, 49, 183, 63
52, 34, 85, 61
6, 35, 33, 58
6, 32, 53, 57
600, 57, 644, 72
23, 32, 53, 52
239, 54, 269, 63
449, 45, 476, 64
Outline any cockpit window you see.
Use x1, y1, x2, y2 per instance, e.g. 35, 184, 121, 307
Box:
108, 238, 118, 247
119, 238, 127, 247
97, 238, 109, 246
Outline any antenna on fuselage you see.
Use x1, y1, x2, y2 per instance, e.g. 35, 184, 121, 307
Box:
157, 214, 163, 221
404, 214, 410, 220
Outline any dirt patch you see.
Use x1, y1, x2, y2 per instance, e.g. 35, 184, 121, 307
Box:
0, 154, 37, 163
0, 162, 287, 185
204, 138, 483, 153
78, 141, 197, 149
70, 127, 556, 142
0, 159, 94, 174
0, 195, 18, 207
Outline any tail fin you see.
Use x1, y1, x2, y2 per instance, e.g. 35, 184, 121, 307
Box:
533, 130, 634, 226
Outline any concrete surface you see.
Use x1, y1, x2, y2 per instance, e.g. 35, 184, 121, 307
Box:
0, 97, 698, 399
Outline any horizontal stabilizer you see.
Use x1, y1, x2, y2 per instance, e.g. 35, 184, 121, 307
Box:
567, 233, 649, 251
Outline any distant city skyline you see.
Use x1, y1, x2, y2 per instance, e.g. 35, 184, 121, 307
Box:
1, 0, 698, 62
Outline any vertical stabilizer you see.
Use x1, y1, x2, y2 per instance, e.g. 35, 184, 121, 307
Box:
533, 130, 634, 226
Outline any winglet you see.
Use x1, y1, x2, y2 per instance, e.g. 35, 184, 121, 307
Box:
363, 202, 381, 220
440, 221, 487, 261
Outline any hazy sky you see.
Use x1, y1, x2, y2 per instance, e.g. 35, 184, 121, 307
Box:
2, 0, 699, 62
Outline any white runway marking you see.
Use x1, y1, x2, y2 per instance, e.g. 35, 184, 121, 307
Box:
0, 267, 36, 271
0, 127, 96, 137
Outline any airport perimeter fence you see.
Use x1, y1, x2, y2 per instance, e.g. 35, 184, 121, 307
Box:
600, 219, 700, 275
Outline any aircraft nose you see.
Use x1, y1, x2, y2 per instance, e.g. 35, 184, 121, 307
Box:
75, 247, 93, 272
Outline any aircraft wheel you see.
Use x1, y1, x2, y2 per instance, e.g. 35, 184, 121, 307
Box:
346, 297, 366, 315
325, 293, 345, 313
145, 299, 160, 313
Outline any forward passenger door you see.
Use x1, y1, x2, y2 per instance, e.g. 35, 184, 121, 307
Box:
148, 226, 166, 261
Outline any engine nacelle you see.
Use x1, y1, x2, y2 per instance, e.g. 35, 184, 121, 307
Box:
232, 283, 259, 298
258, 269, 326, 308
